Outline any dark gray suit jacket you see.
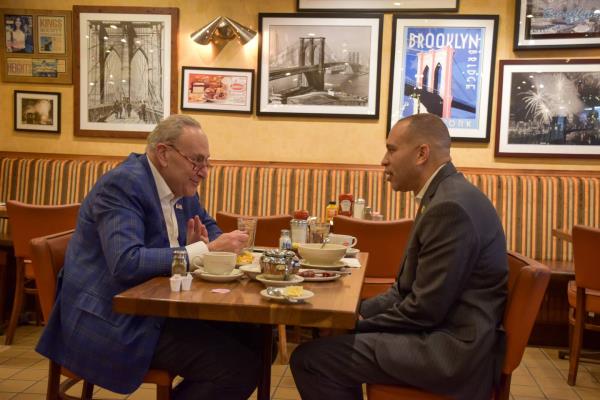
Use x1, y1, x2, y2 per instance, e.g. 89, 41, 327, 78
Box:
357, 162, 507, 400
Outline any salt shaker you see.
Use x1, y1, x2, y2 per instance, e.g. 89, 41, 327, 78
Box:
279, 229, 292, 250
171, 249, 187, 276
353, 198, 365, 219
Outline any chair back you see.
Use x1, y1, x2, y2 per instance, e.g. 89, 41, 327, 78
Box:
216, 211, 292, 247
333, 215, 413, 278
572, 225, 600, 291
6, 200, 80, 260
499, 251, 550, 396
30, 230, 74, 321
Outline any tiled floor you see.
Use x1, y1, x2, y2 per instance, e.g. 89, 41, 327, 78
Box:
1, 325, 600, 400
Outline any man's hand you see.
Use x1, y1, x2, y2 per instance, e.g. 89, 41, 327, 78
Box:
207, 230, 249, 254
186, 215, 209, 245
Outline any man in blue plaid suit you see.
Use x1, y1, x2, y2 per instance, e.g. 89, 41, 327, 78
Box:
37, 115, 261, 399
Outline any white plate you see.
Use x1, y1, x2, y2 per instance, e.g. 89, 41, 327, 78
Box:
345, 248, 360, 257
299, 260, 346, 270
239, 264, 261, 280
192, 268, 243, 282
297, 269, 342, 282
256, 274, 304, 287
260, 288, 314, 302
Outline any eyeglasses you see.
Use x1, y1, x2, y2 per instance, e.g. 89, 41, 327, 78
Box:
164, 144, 210, 172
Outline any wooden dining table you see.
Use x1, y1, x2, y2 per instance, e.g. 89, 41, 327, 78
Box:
113, 252, 368, 400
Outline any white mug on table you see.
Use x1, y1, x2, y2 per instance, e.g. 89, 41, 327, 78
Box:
328, 233, 357, 248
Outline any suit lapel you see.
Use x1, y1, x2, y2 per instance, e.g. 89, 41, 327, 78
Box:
141, 155, 171, 247
396, 162, 458, 283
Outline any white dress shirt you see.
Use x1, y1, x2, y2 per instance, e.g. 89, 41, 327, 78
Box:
147, 156, 208, 266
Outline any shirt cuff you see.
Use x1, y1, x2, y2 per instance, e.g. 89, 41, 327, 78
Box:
185, 240, 209, 270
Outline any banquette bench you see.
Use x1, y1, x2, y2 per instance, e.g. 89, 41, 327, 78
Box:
1, 153, 599, 345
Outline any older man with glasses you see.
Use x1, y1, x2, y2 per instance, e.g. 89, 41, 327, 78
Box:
37, 115, 262, 400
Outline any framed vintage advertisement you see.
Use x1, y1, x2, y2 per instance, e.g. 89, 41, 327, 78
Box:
0, 9, 72, 84
388, 15, 498, 141
181, 67, 254, 114
14, 90, 60, 133
514, 0, 600, 50
297, 0, 459, 12
73, 6, 178, 138
257, 13, 383, 118
495, 59, 600, 159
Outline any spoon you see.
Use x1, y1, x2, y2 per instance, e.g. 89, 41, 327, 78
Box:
320, 236, 330, 249
266, 286, 299, 303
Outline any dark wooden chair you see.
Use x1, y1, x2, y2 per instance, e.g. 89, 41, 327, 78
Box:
5, 200, 80, 345
30, 230, 174, 400
367, 251, 550, 400
566, 225, 600, 386
333, 215, 413, 299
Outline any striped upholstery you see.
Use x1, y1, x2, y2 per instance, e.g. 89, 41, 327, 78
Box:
1, 156, 598, 262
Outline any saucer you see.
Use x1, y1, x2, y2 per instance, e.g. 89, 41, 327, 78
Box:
345, 248, 360, 257
192, 268, 243, 282
239, 264, 261, 280
256, 274, 304, 287
299, 260, 346, 270
260, 288, 314, 302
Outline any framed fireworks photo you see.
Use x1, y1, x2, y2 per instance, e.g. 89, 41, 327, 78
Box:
297, 0, 459, 12
181, 67, 254, 114
14, 90, 60, 133
495, 59, 600, 159
388, 14, 498, 141
514, 0, 600, 50
73, 6, 178, 138
257, 13, 383, 118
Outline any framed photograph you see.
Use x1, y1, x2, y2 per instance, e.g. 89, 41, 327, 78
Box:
388, 14, 498, 141
297, 0, 459, 12
73, 6, 178, 138
0, 9, 72, 84
514, 0, 600, 50
181, 67, 254, 114
14, 90, 60, 133
257, 13, 383, 119
495, 59, 600, 159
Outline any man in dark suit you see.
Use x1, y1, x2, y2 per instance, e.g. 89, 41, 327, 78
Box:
37, 115, 260, 400
290, 113, 508, 400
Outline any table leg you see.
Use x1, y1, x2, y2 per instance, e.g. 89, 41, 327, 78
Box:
258, 324, 273, 400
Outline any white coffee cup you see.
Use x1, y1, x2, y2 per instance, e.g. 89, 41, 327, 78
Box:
203, 252, 236, 275
328, 233, 358, 248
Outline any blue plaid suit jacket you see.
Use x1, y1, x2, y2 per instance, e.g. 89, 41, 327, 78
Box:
36, 153, 222, 394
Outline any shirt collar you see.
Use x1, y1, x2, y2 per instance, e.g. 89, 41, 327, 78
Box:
415, 163, 447, 204
147, 155, 178, 204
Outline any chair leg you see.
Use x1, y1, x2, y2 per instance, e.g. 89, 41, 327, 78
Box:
47, 360, 61, 400
567, 288, 585, 386
277, 324, 288, 364
156, 383, 172, 400
81, 381, 94, 400
5, 259, 25, 345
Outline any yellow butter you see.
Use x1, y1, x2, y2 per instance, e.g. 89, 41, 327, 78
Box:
236, 251, 253, 265
283, 286, 304, 297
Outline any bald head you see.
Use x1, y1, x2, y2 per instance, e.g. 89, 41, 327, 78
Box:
393, 114, 451, 163
382, 113, 451, 193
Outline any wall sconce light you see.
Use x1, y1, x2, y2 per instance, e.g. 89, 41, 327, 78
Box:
190, 16, 257, 46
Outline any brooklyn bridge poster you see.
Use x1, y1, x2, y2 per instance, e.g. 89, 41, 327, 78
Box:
258, 14, 383, 118
388, 15, 498, 141
74, 7, 177, 138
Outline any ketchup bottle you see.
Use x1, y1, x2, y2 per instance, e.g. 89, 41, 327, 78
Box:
338, 194, 354, 217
